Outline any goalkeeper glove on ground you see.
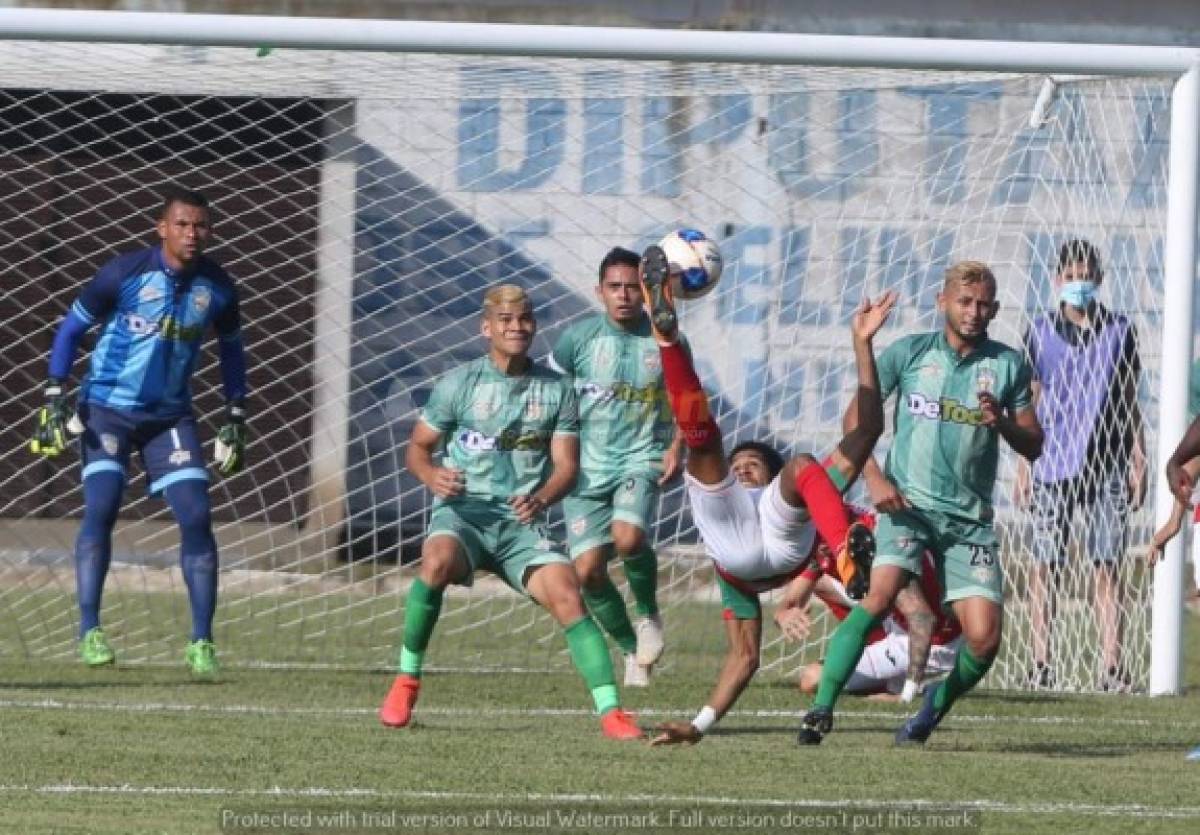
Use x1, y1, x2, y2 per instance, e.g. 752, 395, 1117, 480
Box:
30, 379, 75, 457
214, 399, 247, 476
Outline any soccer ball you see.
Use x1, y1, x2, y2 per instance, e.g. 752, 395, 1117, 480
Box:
658, 228, 723, 300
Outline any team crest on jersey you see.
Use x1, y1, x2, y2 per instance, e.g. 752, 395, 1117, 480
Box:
592, 346, 615, 373
168, 450, 192, 466
918, 362, 943, 382
100, 433, 120, 455
972, 566, 995, 585
975, 366, 997, 396
473, 398, 500, 420
642, 351, 661, 373
570, 517, 587, 536
192, 286, 211, 314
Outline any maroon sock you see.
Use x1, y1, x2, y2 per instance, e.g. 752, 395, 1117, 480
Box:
794, 461, 851, 550
659, 342, 718, 448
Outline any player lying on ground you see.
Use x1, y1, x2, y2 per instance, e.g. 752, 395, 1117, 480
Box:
634, 245, 931, 745
799, 260, 1043, 747
378, 283, 642, 740
791, 547, 963, 702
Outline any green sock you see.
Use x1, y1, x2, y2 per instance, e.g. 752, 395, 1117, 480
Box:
932, 646, 994, 714
398, 578, 443, 677
564, 616, 619, 715
813, 606, 882, 709
622, 547, 659, 617
582, 579, 638, 655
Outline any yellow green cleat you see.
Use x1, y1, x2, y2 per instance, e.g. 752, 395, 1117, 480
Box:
79, 627, 116, 667
185, 639, 219, 677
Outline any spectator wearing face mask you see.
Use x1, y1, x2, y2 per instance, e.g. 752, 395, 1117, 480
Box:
1015, 239, 1145, 693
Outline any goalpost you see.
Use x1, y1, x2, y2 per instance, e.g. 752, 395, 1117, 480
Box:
0, 10, 1195, 697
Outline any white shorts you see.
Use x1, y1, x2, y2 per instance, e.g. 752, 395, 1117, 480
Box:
844, 633, 963, 695
685, 470, 816, 581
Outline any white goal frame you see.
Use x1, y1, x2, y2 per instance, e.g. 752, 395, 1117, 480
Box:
0, 8, 1196, 695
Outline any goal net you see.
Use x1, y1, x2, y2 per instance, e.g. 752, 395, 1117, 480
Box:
0, 33, 1176, 694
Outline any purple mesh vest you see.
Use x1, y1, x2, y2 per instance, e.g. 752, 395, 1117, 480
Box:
1029, 311, 1130, 483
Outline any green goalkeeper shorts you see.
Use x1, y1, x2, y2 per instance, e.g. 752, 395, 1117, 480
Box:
873, 506, 1003, 605
426, 501, 570, 594
562, 471, 660, 559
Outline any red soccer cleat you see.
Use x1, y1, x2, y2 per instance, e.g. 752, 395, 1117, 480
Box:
600, 708, 645, 740
379, 674, 421, 728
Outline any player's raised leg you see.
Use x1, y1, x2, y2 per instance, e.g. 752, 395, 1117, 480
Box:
524, 562, 643, 740
639, 244, 727, 486
380, 533, 466, 728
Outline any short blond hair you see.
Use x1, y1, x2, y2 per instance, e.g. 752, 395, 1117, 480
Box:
482, 283, 531, 315
944, 260, 997, 294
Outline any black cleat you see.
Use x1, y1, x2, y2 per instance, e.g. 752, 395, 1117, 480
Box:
842, 522, 876, 601
640, 244, 678, 342
797, 707, 833, 746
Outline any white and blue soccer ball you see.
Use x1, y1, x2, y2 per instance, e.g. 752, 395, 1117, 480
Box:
658, 228, 723, 300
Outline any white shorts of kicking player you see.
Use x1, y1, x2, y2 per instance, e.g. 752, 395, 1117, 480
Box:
844, 632, 964, 695
684, 470, 816, 582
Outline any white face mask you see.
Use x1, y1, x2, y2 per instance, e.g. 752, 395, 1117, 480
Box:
1060, 280, 1097, 309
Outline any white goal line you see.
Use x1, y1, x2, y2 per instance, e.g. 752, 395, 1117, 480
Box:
0, 783, 1197, 819
0, 697, 1192, 728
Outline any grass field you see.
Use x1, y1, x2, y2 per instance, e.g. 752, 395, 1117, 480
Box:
1, 606, 1199, 834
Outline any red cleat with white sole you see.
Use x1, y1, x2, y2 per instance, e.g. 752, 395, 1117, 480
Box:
379, 674, 421, 728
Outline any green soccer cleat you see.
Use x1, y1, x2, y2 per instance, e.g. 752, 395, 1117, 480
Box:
79, 627, 116, 667
185, 639, 219, 677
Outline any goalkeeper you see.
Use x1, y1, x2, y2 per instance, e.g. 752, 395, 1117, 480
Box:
31, 186, 247, 676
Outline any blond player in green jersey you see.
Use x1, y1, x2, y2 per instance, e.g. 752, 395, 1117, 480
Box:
549, 247, 684, 687
798, 261, 1043, 746
378, 284, 643, 741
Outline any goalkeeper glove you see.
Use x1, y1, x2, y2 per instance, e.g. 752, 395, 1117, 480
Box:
30, 379, 76, 457
213, 399, 247, 476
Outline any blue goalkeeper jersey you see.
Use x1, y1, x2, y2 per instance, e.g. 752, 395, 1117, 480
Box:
67, 246, 243, 417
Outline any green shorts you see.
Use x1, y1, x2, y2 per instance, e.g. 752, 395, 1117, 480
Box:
562, 471, 660, 559
874, 507, 1003, 605
714, 569, 763, 620
426, 501, 569, 593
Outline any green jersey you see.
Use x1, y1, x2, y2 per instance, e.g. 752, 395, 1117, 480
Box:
878, 330, 1033, 524
550, 314, 677, 484
420, 355, 579, 505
